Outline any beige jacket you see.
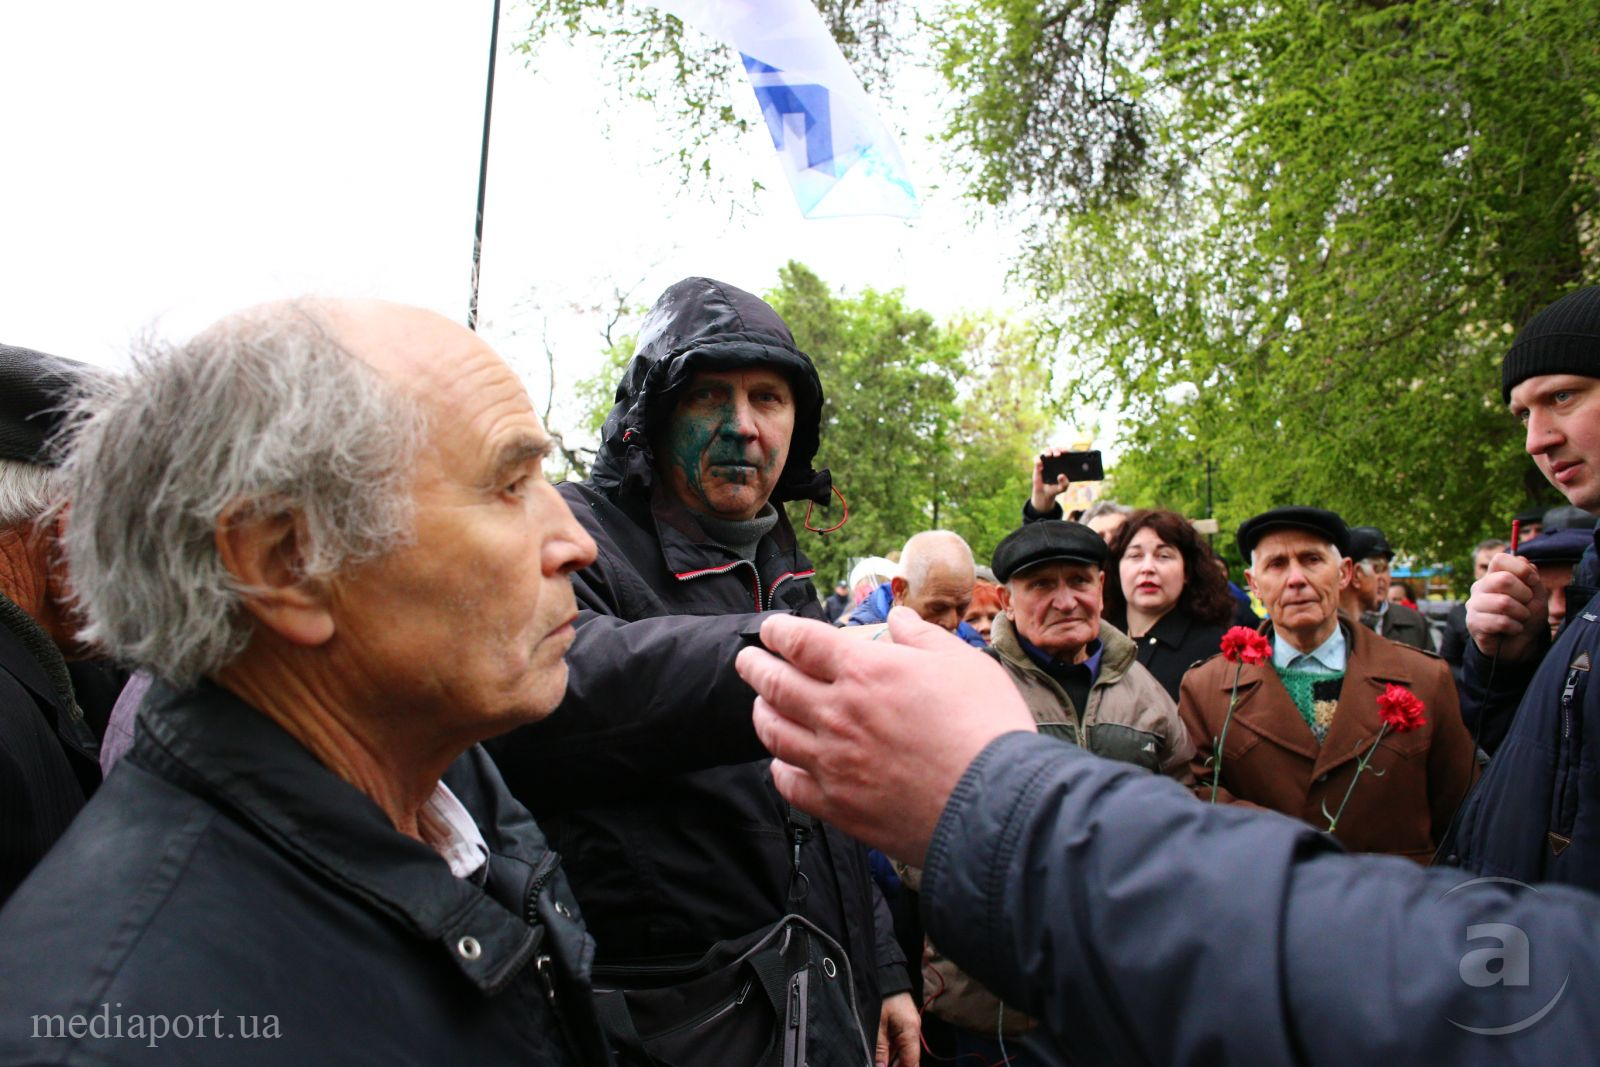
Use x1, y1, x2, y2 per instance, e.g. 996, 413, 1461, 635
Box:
989, 614, 1195, 779
909, 615, 1195, 1036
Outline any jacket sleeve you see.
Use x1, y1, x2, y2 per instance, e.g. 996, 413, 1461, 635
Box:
1150, 675, 1195, 784
920, 731, 1600, 1065
1410, 612, 1438, 653
1423, 660, 1480, 847
1021, 499, 1063, 524
871, 882, 912, 998
1438, 605, 1468, 670
489, 539, 777, 812
1459, 637, 1543, 755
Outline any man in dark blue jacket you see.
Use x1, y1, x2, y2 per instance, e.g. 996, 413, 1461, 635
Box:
1454, 285, 1600, 888
738, 607, 1600, 1064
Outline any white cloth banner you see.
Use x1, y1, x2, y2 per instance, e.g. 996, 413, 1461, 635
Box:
650, 0, 919, 218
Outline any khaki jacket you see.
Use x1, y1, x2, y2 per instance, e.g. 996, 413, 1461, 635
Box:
989, 614, 1195, 779
909, 615, 1194, 1037
1177, 618, 1477, 862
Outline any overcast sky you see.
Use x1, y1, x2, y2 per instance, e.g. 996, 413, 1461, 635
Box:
1, 2, 1107, 448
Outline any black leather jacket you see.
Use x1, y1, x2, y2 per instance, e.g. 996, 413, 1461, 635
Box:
0, 682, 612, 1066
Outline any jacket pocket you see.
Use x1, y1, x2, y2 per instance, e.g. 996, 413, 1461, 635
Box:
1085, 722, 1163, 774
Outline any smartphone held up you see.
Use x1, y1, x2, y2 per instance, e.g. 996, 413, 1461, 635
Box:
1040, 450, 1104, 485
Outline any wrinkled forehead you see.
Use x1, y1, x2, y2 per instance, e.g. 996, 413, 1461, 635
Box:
913, 560, 976, 593
1252, 528, 1340, 565
1009, 559, 1102, 588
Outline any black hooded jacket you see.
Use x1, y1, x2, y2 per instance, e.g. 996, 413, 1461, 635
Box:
489, 278, 907, 1030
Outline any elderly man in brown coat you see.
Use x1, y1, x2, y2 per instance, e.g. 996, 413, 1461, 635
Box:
1178, 507, 1476, 862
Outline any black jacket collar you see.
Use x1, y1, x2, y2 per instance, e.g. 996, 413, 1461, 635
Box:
131, 680, 548, 994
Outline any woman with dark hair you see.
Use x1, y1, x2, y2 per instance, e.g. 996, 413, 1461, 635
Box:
1104, 509, 1238, 699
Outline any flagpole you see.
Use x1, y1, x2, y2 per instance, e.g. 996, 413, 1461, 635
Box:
467, 0, 502, 331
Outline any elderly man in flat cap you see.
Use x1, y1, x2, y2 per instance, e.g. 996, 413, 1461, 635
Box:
1345, 525, 1436, 652
1513, 526, 1594, 640
1178, 507, 1475, 861
0, 343, 123, 906
0, 303, 616, 1064
903, 519, 1191, 1066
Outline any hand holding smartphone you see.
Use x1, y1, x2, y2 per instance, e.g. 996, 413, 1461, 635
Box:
1040, 450, 1104, 485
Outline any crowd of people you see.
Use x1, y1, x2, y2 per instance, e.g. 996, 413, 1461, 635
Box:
0, 279, 1598, 1064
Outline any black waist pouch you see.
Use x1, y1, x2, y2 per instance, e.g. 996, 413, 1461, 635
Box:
593, 914, 872, 1067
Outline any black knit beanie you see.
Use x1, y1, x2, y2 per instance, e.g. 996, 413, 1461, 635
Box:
1502, 285, 1600, 401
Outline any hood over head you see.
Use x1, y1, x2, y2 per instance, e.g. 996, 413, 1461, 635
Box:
591, 277, 830, 505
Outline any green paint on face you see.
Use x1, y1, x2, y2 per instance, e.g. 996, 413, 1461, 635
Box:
663, 407, 724, 511
658, 373, 792, 520
662, 397, 762, 511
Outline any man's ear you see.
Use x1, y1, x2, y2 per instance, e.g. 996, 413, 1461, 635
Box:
996, 583, 1013, 617
1338, 557, 1356, 591
1244, 568, 1258, 599
214, 503, 335, 647
890, 576, 909, 605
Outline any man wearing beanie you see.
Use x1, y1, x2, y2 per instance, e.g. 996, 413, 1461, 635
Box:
1453, 285, 1600, 886
0, 344, 123, 905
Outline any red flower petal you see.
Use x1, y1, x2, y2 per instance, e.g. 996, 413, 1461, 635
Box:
1376, 683, 1427, 733
1220, 625, 1263, 664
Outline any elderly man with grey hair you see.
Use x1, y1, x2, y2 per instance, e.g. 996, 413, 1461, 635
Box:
0, 302, 616, 1065
846, 530, 986, 646
0, 344, 124, 907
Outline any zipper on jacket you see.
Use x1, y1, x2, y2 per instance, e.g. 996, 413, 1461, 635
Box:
675, 558, 764, 612
524, 850, 562, 925
1551, 659, 1589, 844
766, 569, 815, 611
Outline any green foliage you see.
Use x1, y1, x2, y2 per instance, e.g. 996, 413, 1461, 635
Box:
520, 0, 1600, 570
766, 262, 962, 584
931, 0, 1158, 213
768, 265, 1053, 581
999, 0, 1600, 564
574, 336, 635, 441
938, 314, 1055, 565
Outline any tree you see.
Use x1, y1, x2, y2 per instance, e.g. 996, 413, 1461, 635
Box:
938, 313, 1055, 566
522, 0, 1600, 564
765, 262, 964, 585
1013, 0, 1600, 559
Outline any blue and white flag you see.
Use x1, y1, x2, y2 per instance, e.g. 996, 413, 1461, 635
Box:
650, 0, 919, 219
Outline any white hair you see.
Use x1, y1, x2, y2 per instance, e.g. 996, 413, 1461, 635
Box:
59, 304, 427, 686
0, 458, 60, 528
1080, 500, 1131, 524
899, 530, 975, 590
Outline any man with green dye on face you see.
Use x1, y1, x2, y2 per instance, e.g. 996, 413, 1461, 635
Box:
489, 277, 920, 1067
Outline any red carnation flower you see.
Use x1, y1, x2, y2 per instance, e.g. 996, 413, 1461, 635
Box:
1376, 684, 1426, 733
1220, 626, 1271, 666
